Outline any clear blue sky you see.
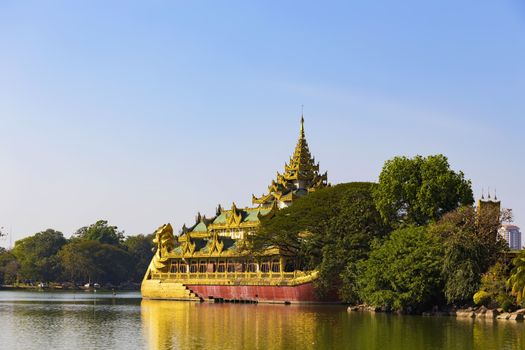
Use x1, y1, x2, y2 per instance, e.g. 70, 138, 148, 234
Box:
1, 1, 524, 246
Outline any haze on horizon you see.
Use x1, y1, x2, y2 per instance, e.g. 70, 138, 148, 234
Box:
1, 1, 524, 247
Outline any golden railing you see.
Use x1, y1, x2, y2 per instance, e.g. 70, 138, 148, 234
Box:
150, 270, 317, 286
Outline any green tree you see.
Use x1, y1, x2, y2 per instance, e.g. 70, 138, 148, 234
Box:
74, 220, 124, 245
478, 262, 513, 307
315, 185, 390, 302
249, 182, 390, 301
12, 229, 67, 282
357, 226, 444, 312
508, 251, 525, 305
373, 155, 473, 227
59, 240, 132, 284
430, 206, 509, 304
123, 234, 154, 282
249, 183, 358, 261
0, 248, 19, 285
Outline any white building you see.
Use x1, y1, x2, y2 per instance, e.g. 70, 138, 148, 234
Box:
498, 224, 522, 250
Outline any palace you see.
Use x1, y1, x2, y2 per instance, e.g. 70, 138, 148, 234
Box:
141, 118, 334, 303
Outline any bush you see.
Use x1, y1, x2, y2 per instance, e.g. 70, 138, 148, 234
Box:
357, 226, 444, 312
473, 291, 491, 306
500, 299, 516, 313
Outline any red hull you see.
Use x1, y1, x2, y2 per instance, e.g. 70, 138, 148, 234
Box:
186, 282, 338, 303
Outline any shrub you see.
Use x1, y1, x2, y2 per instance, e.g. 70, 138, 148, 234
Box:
500, 299, 516, 313
357, 226, 444, 312
473, 291, 491, 306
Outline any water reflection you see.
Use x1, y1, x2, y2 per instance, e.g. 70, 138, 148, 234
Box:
0, 291, 144, 350
141, 300, 525, 350
1, 291, 524, 350
141, 300, 323, 350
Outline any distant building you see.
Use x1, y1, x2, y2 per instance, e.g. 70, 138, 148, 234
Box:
498, 224, 522, 250
477, 192, 501, 239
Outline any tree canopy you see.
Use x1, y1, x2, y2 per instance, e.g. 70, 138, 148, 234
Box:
430, 206, 509, 304
357, 226, 444, 312
74, 220, 124, 245
12, 229, 67, 282
373, 155, 474, 227
59, 240, 132, 284
2, 220, 152, 286
0, 248, 18, 285
123, 234, 154, 282
508, 251, 525, 304
249, 182, 390, 301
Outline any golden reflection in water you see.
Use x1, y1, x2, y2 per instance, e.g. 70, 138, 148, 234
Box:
141, 300, 525, 350
141, 300, 319, 350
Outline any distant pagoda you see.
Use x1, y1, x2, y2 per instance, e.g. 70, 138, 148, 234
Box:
252, 117, 328, 208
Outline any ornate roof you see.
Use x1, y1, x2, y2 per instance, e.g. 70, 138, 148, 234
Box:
180, 202, 277, 237
253, 117, 328, 207
172, 117, 327, 256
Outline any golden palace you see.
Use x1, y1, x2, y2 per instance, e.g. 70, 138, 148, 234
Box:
141, 118, 334, 303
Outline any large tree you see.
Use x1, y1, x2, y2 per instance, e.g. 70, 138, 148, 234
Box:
430, 206, 509, 304
123, 233, 154, 282
59, 240, 132, 284
357, 226, 444, 312
0, 248, 19, 285
248, 182, 390, 301
373, 154, 474, 227
12, 229, 67, 282
508, 251, 525, 304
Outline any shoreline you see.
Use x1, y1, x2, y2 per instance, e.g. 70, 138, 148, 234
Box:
347, 304, 525, 322
0, 284, 140, 291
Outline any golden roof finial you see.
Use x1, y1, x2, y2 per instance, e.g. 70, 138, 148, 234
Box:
300, 107, 305, 139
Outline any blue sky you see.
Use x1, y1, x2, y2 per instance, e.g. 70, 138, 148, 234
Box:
1, 1, 524, 246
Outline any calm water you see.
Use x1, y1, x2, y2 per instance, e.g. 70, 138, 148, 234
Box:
0, 290, 524, 350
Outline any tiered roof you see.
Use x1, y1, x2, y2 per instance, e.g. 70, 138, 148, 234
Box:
181, 202, 277, 237
174, 117, 328, 258
252, 117, 328, 207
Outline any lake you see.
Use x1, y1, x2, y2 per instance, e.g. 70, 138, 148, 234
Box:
0, 290, 524, 349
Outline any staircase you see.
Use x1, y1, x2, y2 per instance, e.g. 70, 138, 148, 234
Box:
142, 280, 203, 301
183, 284, 202, 301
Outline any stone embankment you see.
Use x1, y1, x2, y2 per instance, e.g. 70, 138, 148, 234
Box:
347, 305, 380, 313
456, 306, 525, 321
348, 304, 525, 321
347, 304, 455, 315
439, 306, 525, 321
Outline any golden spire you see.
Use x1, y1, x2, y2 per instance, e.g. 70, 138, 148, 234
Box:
300, 113, 305, 139
252, 116, 328, 207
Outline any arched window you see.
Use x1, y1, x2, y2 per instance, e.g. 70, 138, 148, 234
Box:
260, 261, 270, 273
199, 260, 207, 273
271, 260, 280, 273
217, 260, 226, 272
227, 261, 236, 273
179, 264, 187, 273
190, 261, 198, 273
247, 260, 257, 273
284, 260, 295, 272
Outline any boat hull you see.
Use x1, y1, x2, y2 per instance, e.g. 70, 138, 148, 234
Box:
187, 282, 337, 303
141, 279, 339, 304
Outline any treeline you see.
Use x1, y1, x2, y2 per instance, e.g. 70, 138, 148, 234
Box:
0, 220, 154, 287
250, 154, 522, 312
